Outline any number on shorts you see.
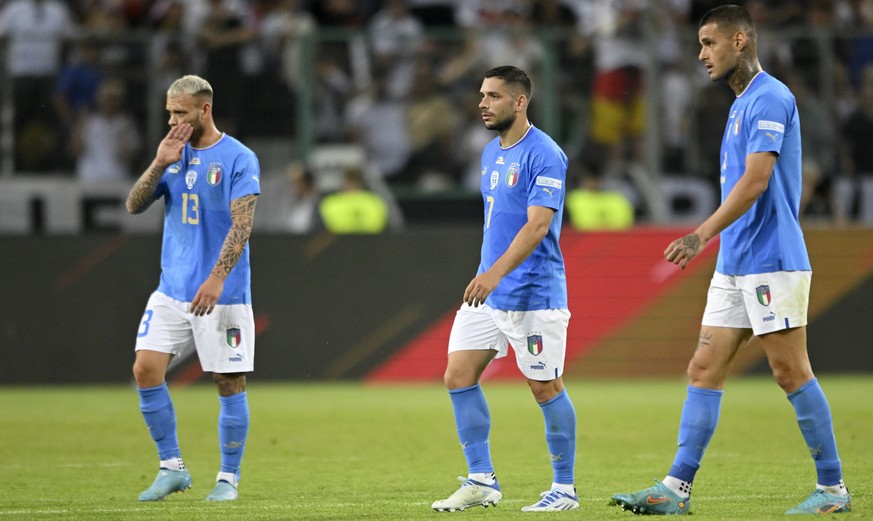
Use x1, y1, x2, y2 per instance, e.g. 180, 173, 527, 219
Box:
138, 309, 154, 337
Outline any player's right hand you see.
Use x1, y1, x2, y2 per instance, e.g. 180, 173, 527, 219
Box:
155, 123, 193, 167
664, 232, 704, 269
190, 274, 224, 317
463, 271, 500, 308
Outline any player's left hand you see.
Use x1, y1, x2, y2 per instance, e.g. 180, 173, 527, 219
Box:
664, 232, 704, 269
190, 275, 225, 316
463, 271, 501, 308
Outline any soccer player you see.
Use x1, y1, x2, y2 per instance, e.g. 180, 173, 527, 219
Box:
126, 75, 260, 502
431, 66, 578, 513
610, 5, 851, 516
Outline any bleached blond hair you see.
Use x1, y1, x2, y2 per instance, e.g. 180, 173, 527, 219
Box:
167, 75, 213, 100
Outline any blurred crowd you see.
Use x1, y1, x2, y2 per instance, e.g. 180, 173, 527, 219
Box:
2, 0, 873, 226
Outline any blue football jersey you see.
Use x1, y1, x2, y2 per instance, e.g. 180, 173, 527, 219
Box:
716, 72, 811, 275
479, 125, 568, 311
155, 134, 260, 304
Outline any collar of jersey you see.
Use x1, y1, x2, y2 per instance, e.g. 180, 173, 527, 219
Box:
500, 124, 534, 150
190, 132, 226, 151
736, 71, 766, 98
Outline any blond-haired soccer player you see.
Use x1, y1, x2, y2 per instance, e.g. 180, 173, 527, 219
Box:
127, 75, 260, 502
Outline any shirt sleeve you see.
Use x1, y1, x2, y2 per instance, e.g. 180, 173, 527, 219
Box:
746, 92, 790, 156
526, 147, 566, 212
231, 151, 261, 200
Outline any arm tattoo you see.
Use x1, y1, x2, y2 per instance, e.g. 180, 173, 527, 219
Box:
126, 163, 165, 214
211, 194, 258, 280
695, 332, 712, 351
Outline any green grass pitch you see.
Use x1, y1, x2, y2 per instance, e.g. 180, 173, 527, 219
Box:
2, 375, 870, 520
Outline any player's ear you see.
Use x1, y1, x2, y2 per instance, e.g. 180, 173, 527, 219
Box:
734, 31, 747, 52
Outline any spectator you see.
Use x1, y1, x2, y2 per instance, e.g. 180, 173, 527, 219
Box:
790, 0, 851, 97
312, 47, 355, 142
344, 68, 411, 181
54, 37, 105, 130
746, 0, 792, 81
198, 0, 255, 136
148, 1, 195, 92
69, 80, 141, 183
259, 0, 316, 94
838, 64, 873, 221
79, 2, 151, 132
786, 73, 837, 219
436, 29, 487, 96
565, 171, 635, 231
845, 1, 873, 100
577, 0, 647, 171
546, 1, 593, 153
0, 0, 76, 172
256, 162, 323, 234
399, 59, 460, 188
319, 167, 389, 234
653, 0, 693, 174
842, 66, 873, 176
689, 82, 734, 188
53, 36, 105, 170
79, 3, 146, 82
368, 0, 425, 98
480, 6, 544, 77
252, 0, 314, 137
308, 0, 374, 100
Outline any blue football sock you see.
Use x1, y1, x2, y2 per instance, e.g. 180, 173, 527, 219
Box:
449, 384, 494, 475
138, 382, 181, 461
539, 389, 576, 485
668, 386, 723, 483
218, 391, 250, 480
788, 378, 843, 486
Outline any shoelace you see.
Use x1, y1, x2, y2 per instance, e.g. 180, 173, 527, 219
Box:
535, 489, 567, 505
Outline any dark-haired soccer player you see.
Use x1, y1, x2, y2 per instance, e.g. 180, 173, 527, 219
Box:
431, 65, 578, 513
611, 5, 851, 516
127, 74, 260, 502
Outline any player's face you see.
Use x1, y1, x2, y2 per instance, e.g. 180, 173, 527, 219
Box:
166, 94, 205, 142
479, 77, 520, 132
698, 23, 740, 81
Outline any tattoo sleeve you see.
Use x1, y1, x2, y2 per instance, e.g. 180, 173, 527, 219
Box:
126, 163, 165, 214
211, 194, 258, 280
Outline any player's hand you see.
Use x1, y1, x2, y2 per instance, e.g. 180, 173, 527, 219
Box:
155, 123, 193, 167
664, 232, 704, 269
190, 274, 225, 316
463, 271, 500, 308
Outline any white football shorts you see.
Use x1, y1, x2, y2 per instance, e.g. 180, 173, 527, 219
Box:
448, 303, 571, 381
701, 271, 810, 336
134, 291, 255, 373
